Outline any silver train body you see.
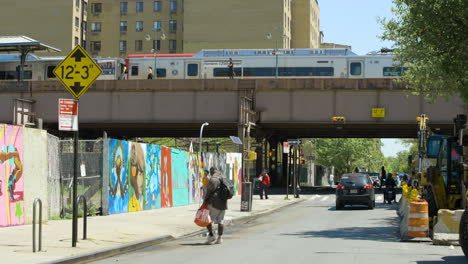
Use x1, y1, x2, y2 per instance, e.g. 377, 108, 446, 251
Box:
0, 54, 125, 81
126, 49, 404, 80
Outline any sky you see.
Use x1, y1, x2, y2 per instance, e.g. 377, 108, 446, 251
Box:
381, 139, 409, 157
318, 0, 395, 55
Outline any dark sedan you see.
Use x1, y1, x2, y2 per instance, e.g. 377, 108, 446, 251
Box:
336, 173, 375, 210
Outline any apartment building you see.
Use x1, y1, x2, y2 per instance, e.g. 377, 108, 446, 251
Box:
0, 0, 87, 56
86, 0, 183, 57
86, 0, 320, 57
183, 0, 320, 52
0, 0, 321, 58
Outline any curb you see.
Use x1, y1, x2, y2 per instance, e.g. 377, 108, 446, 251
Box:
47, 235, 175, 264
48, 197, 306, 264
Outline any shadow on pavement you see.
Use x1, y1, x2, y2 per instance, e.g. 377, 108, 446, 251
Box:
281, 225, 399, 242
416, 256, 467, 264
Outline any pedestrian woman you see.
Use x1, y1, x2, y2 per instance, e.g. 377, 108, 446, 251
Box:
258, 169, 271, 199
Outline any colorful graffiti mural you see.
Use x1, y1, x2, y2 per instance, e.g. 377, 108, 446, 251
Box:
160, 146, 173, 208
107, 139, 241, 215
0, 125, 24, 227
128, 142, 146, 212
108, 139, 129, 214
188, 153, 202, 204
144, 145, 161, 210
226, 153, 242, 195
171, 149, 189, 207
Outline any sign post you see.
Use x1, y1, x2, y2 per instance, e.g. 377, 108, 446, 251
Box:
54, 45, 101, 247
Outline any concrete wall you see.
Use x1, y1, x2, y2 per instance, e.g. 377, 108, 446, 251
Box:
23, 127, 49, 224
47, 134, 61, 219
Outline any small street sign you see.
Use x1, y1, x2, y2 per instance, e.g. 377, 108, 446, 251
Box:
251, 143, 263, 148
307, 155, 315, 161
372, 108, 385, 118
53, 45, 102, 99
58, 98, 78, 131
287, 139, 302, 145
283, 142, 290, 154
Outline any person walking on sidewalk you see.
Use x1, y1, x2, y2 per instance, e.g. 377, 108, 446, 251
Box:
258, 169, 271, 199
203, 169, 227, 245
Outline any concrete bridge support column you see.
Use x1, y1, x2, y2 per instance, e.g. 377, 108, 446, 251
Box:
268, 137, 279, 187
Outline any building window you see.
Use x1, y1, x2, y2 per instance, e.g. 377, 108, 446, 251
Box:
120, 2, 128, 14
91, 41, 101, 52
131, 66, 139, 76
136, 21, 143, 32
83, 1, 88, 13
119, 40, 127, 53
136, 2, 144, 12
76, 0, 80, 8
120, 21, 127, 32
153, 40, 160, 51
83, 21, 87, 32
92, 3, 102, 14
153, 21, 161, 31
170, 1, 177, 13
153, 1, 161, 11
135, 40, 143, 51
82, 40, 86, 49
91, 22, 101, 32
75, 17, 79, 28
169, 20, 177, 33
169, 39, 176, 51
74, 37, 79, 46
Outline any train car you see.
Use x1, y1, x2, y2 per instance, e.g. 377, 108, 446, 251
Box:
126, 48, 404, 80
0, 54, 125, 81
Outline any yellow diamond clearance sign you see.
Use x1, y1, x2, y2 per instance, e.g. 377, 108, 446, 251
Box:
53, 45, 102, 99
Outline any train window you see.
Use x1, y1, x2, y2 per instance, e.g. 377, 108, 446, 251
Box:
47, 66, 56, 78
0, 71, 32, 80
350, 62, 362, 75
383, 67, 407, 76
187, 64, 198, 76
213, 67, 334, 77
131, 66, 139, 76
156, 68, 166, 77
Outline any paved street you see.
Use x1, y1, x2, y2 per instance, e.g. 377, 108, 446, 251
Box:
93, 194, 466, 264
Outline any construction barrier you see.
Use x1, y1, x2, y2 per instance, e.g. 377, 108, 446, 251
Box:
407, 199, 430, 238
433, 209, 464, 245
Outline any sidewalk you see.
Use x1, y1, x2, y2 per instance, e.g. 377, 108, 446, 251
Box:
1, 194, 305, 264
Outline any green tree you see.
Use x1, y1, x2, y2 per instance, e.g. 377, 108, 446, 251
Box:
380, 0, 468, 104
313, 138, 384, 178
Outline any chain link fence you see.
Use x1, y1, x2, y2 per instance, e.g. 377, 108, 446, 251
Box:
59, 140, 103, 218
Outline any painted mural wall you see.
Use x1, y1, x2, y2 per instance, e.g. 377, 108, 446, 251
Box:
202, 152, 242, 195
108, 139, 241, 215
0, 124, 24, 227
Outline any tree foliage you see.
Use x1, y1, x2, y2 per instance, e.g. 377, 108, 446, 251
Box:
309, 138, 384, 178
380, 0, 468, 105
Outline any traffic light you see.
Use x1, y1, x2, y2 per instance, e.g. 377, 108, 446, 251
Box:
268, 151, 273, 157
332, 116, 345, 122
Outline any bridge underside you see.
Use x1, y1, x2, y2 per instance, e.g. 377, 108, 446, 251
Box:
44, 122, 452, 139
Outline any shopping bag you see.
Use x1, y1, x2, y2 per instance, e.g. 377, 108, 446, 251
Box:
194, 204, 211, 227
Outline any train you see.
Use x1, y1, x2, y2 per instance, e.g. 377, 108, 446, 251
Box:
0, 54, 125, 81
125, 48, 405, 80
0, 48, 405, 81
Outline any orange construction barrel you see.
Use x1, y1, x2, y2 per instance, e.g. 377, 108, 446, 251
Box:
407, 199, 429, 238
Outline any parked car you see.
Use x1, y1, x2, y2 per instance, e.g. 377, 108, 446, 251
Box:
336, 173, 375, 210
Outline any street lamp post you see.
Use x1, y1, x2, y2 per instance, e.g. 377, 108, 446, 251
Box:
146, 28, 166, 80
266, 33, 279, 79
199, 122, 209, 154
